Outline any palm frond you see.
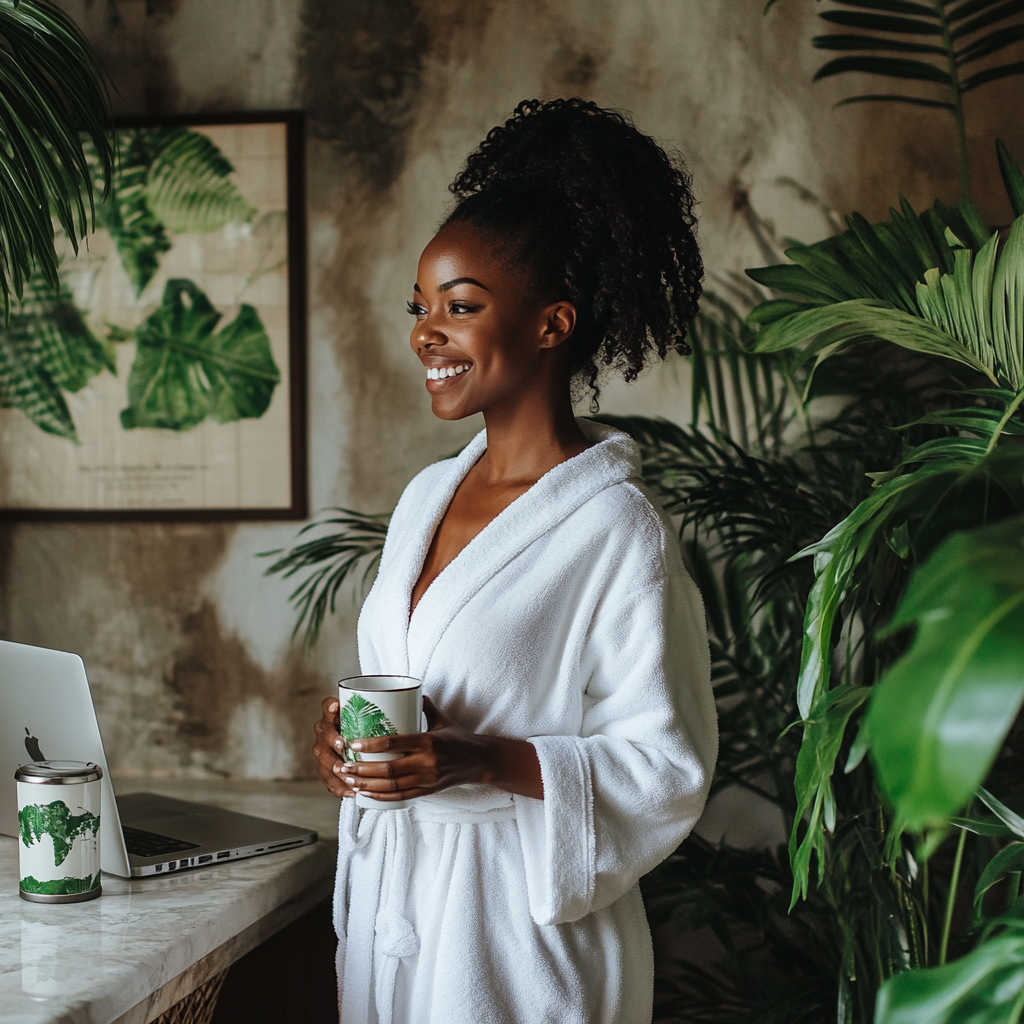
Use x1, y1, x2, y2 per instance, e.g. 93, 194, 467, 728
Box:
260, 508, 390, 649
97, 127, 257, 296
769, 0, 1024, 197
0, 264, 112, 438
0, 0, 113, 318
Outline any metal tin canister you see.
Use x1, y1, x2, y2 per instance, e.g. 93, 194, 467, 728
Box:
15, 760, 102, 904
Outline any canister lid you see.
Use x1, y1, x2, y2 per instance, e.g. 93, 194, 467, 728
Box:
15, 760, 103, 784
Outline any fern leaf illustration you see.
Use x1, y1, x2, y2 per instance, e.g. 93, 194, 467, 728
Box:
339, 694, 397, 761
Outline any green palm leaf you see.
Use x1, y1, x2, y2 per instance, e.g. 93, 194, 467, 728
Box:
0, 0, 113, 317
770, 0, 1024, 197
143, 128, 257, 234
98, 127, 257, 296
0, 268, 112, 439
261, 508, 391, 649
339, 694, 397, 760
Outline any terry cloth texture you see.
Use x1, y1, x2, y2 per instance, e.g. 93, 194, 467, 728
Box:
334, 418, 718, 1024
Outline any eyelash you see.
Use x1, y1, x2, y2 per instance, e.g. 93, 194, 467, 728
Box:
406, 301, 479, 316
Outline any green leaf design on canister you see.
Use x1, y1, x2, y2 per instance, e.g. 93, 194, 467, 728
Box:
21, 871, 101, 896
339, 694, 397, 761
18, 801, 100, 867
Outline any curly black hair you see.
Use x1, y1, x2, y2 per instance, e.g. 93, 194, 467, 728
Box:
444, 97, 703, 406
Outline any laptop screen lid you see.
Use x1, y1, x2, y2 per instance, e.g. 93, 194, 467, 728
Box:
0, 639, 132, 877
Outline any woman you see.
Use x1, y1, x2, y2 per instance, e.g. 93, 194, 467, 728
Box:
312, 97, 717, 1024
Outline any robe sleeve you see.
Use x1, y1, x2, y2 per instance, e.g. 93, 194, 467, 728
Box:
513, 563, 717, 926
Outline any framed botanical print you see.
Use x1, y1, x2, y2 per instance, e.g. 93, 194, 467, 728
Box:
0, 111, 307, 520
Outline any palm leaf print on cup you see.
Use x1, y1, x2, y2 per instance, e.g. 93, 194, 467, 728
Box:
340, 694, 397, 761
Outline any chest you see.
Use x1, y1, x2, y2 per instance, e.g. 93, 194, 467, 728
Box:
410, 475, 533, 614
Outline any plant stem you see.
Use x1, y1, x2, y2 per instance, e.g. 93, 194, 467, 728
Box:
933, 0, 971, 200
986, 388, 1024, 454
939, 828, 966, 965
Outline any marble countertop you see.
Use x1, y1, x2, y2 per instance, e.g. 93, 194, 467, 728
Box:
0, 778, 340, 1024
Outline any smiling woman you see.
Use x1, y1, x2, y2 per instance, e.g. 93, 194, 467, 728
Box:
311, 97, 716, 1024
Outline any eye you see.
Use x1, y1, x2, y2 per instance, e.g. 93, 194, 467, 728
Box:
448, 302, 479, 315
406, 301, 426, 317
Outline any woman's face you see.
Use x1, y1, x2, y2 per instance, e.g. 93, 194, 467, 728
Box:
409, 221, 575, 421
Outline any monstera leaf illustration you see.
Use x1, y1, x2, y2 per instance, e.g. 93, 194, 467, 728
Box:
120, 279, 280, 431
0, 270, 114, 440
94, 127, 257, 296
339, 695, 397, 761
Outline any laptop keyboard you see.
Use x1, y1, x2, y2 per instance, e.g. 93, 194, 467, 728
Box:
123, 825, 201, 858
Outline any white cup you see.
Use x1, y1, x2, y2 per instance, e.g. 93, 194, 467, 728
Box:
338, 675, 422, 810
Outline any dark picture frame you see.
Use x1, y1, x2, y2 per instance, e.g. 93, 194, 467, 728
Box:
0, 111, 307, 522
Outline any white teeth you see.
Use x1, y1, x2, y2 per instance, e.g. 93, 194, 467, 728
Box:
427, 363, 470, 381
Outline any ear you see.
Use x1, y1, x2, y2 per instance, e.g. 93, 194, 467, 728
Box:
538, 301, 577, 350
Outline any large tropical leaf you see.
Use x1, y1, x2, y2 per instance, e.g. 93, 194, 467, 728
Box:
120, 278, 279, 431
875, 912, 1024, 1024
792, 423, 1024, 722
97, 127, 257, 296
0, 268, 113, 439
0, 0, 113, 317
866, 515, 1024, 831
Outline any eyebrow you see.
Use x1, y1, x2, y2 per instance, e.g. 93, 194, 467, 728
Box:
413, 277, 490, 294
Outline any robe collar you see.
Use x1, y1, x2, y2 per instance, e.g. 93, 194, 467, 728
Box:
373, 418, 643, 679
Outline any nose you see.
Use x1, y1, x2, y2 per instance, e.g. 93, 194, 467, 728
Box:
410, 313, 445, 353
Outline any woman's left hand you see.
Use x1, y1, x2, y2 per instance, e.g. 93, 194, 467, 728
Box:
333, 696, 543, 801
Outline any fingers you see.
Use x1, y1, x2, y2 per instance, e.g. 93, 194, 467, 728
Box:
349, 732, 430, 755
331, 752, 438, 796
313, 696, 349, 800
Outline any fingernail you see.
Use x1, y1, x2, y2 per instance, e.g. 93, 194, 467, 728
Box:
334, 739, 344, 751
329, 701, 338, 712
350, 741, 363, 751
339, 764, 352, 773
333, 764, 343, 774
345, 776, 357, 786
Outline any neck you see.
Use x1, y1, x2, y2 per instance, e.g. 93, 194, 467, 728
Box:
477, 381, 589, 485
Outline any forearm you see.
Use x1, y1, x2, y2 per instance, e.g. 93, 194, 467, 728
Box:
481, 736, 544, 800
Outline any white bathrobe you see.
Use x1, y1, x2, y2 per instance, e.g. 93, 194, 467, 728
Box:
334, 418, 717, 1024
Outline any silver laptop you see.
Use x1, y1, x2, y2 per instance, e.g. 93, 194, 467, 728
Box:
0, 639, 317, 878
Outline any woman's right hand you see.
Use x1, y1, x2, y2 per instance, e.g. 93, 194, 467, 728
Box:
313, 696, 353, 799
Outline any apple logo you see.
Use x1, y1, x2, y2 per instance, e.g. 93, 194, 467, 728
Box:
24, 727, 45, 762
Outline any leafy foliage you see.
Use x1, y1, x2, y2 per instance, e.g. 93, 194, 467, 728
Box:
119, 278, 279, 431
339, 694, 397, 761
875, 907, 1024, 1024
0, 0, 114, 317
0, 266, 113, 439
764, 0, 1024, 195
95, 127, 257, 296
20, 870, 101, 895
749, 143, 1024, 392
260, 508, 391, 649
868, 515, 1024, 831
18, 800, 99, 866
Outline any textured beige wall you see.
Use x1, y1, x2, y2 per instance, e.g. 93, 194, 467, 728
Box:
1, 0, 1021, 783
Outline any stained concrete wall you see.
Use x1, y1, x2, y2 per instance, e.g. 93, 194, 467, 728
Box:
2, 0, 1021, 786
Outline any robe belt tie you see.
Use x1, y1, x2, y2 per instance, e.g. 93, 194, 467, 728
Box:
337, 796, 518, 1024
